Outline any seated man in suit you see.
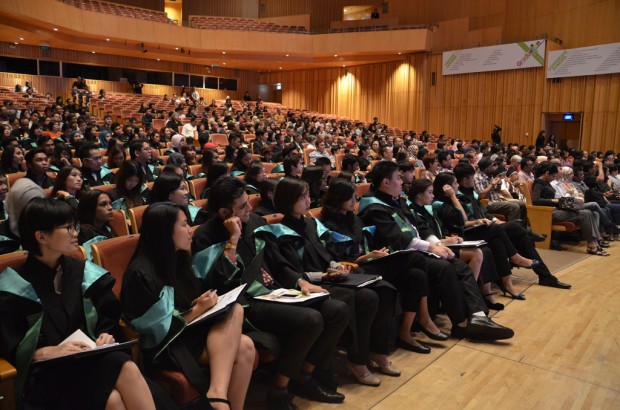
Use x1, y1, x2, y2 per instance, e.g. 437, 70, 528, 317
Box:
78, 142, 115, 189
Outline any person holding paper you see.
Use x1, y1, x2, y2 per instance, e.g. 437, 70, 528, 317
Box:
191, 177, 350, 409
321, 180, 446, 367
256, 177, 386, 389
121, 203, 255, 410
409, 178, 503, 310
0, 198, 156, 410
356, 161, 514, 341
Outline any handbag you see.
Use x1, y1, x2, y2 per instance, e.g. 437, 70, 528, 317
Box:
557, 196, 578, 211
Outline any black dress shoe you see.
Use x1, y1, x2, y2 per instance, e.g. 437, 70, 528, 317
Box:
539, 275, 571, 289
420, 326, 449, 341
529, 232, 547, 242
267, 387, 297, 410
396, 337, 431, 354
312, 368, 338, 391
465, 316, 514, 340
288, 378, 344, 403
550, 240, 566, 251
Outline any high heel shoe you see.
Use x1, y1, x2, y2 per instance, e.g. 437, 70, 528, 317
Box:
496, 281, 526, 300
511, 258, 540, 269
419, 326, 449, 341
483, 294, 505, 310
502, 290, 526, 300
345, 362, 381, 386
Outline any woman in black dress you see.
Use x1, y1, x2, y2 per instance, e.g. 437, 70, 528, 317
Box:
0, 198, 155, 409
121, 202, 255, 410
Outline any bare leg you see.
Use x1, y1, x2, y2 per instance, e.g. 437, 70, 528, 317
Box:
227, 334, 255, 410
501, 275, 520, 296
200, 304, 245, 410
459, 249, 483, 281
105, 389, 125, 410
110, 361, 155, 410
481, 282, 499, 303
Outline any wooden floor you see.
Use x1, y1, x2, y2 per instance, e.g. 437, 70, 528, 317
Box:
247, 243, 620, 409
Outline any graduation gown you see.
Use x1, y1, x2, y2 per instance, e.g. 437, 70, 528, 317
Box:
0, 255, 128, 410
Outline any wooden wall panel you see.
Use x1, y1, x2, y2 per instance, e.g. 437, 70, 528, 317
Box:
259, 53, 425, 131
182, 0, 259, 22
425, 53, 545, 146
104, 0, 164, 12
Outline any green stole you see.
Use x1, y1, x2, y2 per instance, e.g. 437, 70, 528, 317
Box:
0, 262, 107, 407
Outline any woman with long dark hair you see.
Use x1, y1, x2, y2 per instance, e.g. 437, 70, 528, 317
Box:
121, 202, 255, 410
77, 190, 117, 245
243, 161, 265, 195
231, 148, 252, 176
51, 166, 85, 210
321, 180, 447, 368
149, 171, 201, 224
0, 198, 155, 409
110, 160, 147, 211
0, 145, 25, 174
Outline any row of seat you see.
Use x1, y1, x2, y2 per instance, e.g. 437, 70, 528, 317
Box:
58, 0, 172, 23
189, 16, 307, 34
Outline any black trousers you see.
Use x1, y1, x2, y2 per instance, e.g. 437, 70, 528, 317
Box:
425, 256, 487, 326
247, 298, 350, 378
329, 286, 379, 365
465, 223, 517, 277
499, 221, 554, 279
362, 252, 429, 312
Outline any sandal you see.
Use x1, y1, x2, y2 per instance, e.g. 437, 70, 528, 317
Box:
587, 246, 610, 256
207, 398, 231, 409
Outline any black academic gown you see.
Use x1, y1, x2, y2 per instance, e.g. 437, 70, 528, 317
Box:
357, 191, 486, 323
0, 255, 128, 410
192, 213, 349, 376
256, 214, 379, 364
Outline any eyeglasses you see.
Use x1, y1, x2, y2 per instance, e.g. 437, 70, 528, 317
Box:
58, 223, 80, 234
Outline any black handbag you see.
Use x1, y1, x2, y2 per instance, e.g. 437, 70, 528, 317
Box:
557, 196, 578, 211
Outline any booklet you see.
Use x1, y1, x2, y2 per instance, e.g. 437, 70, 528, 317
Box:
188, 283, 247, 327
254, 288, 329, 305
446, 240, 487, 248
33, 329, 138, 365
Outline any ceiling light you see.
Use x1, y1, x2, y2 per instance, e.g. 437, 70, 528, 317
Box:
91, 51, 96, 54
53, 28, 58, 31
279, 67, 282, 70
342, 65, 346, 67
334, 54, 338, 57
398, 52, 402, 55
222, 62, 226, 65
175, 47, 179, 50
222, 51, 226, 54
14, 42, 18, 45
19, 37, 24, 41
156, 58, 160, 61
106, 38, 110, 41
285, 54, 289, 57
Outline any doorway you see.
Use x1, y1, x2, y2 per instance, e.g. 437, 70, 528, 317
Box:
543, 112, 583, 151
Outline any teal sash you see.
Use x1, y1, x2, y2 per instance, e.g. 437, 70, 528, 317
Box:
188, 204, 201, 224
0, 264, 104, 407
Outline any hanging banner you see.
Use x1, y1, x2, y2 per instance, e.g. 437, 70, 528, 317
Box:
547, 42, 620, 78
442, 40, 545, 76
